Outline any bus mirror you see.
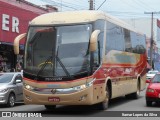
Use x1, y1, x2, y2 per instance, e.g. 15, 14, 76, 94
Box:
14, 33, 26, 55
89, 30, 100, 52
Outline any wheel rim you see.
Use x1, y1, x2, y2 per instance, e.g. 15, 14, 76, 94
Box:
9, 96, 15, 107
103, 90, 109, 108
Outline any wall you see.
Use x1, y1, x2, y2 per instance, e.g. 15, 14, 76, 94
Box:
0, 0, 57, 71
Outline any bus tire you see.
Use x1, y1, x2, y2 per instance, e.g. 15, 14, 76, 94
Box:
96, 86, 109, 110
44, 105, 56, 110
132, 80, 140, 99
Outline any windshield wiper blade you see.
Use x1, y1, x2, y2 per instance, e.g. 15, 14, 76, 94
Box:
36, 55, 73, 79
55, 55, 73, 79
36, 56, 52, 78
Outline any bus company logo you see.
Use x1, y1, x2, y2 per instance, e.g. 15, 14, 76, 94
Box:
51, 89, 57, 94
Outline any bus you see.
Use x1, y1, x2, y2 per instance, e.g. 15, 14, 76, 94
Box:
14, 10, 146, 110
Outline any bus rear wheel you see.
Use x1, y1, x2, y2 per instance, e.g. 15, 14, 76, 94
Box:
44, 105, 56, 110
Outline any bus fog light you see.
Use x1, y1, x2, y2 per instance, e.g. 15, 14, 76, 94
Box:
79, 94, 87, 101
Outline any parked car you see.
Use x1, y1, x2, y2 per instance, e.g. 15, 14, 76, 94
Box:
146, 73, 160, 106
146, 70, 159, 82
0, 72, 23, 107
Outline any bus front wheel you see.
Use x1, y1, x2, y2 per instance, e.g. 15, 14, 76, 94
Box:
44, 105, 56, 110
96, 86, 109, 110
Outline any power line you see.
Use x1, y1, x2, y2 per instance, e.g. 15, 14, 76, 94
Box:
55, 0, 87, 9
138, 0, 157, 11
39, 0, 78, 10
97, 0, 106, 10
121, 0, 152, 12
105, 11, 154, 18
133, 0, 153, 12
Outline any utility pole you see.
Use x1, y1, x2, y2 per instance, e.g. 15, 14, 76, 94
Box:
144, 12, 160, 69
89, 0, 95, 10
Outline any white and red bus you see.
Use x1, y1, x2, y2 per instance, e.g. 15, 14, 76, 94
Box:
14, 10, 146, 110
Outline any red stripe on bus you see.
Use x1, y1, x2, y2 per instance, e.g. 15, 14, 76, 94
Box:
93, 80, 105, 85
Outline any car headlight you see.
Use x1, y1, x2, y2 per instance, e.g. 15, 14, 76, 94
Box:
0, 88, 9, 92
147, 88, 155, 93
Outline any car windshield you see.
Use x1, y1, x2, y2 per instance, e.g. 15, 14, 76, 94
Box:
0, 74, 14, 83
151, 74, 160, 83
148, 71, 158, 74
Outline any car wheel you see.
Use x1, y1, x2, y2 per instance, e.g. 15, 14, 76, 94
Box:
44, 105, 56, 110
7, 94, 15, 107
146, 100, 152, 107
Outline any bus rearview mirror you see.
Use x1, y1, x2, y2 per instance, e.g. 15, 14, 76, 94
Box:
89, 30, 100, 52
14, 33, 26, 55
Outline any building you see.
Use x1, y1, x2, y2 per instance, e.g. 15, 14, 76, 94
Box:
124, 18, 160, 71
0, 0, 57, 72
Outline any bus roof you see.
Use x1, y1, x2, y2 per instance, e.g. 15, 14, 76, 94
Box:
30, 10, 105, 25
30, 10, 144, 35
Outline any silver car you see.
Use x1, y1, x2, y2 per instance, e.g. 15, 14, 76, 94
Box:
146, 70, 159, 80
0, 72, 23, 107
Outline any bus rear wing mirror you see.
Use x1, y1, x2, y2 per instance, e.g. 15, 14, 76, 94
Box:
14, 33, 26, 55
89, 30, 100, 52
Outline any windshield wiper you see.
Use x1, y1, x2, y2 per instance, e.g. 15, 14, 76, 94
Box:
55, 55, 72, 78
37, 56, 53, 78
36, 55, 73, 79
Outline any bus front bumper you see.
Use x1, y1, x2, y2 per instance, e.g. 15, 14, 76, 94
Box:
23, 86, 94, 105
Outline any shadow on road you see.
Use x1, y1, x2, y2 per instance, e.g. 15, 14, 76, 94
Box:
34, 105, 104, 117
0, 102, 24, 108
30, 96, 145, 116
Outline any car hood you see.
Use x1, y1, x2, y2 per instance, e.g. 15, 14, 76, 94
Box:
0, 83, 9, 89
146, 74, 155, 77
148, 83, 160, 90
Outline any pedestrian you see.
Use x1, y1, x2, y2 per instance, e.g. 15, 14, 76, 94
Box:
16, 62, 22, 72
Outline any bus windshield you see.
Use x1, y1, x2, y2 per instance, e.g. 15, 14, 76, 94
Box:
24, 24, 92, 79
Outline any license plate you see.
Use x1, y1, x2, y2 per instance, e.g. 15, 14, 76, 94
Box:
48, 97, 60, 102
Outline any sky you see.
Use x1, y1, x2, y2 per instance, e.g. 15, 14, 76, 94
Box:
26, 0, 160, 19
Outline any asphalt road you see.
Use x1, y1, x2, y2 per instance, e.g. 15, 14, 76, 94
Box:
0, 84, 159, 117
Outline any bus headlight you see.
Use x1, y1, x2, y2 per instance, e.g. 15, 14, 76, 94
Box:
72, 78, 95, 91
24, 83, 34, 91
73, 84, 87, 91
23, 78, 96, 94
